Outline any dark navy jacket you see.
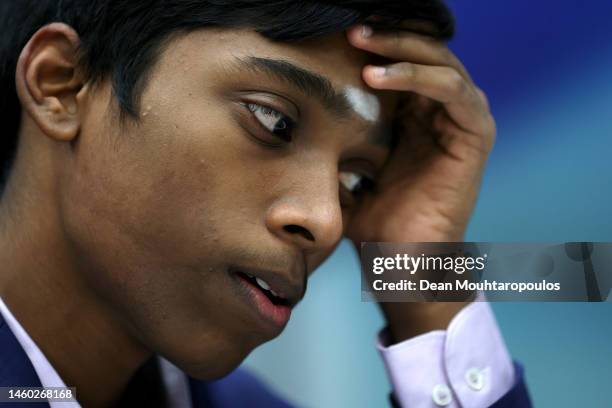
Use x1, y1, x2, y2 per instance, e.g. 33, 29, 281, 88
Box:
0, 313, 531, 407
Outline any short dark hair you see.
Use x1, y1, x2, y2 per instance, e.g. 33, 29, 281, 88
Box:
0, 0, 454, 189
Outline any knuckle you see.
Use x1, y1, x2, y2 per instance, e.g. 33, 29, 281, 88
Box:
482, 114, 497, 151
475, 87, 491, 110
442, 47, 457, 63
386, 63, 414, 83
391, 31, 403, 47
445, 69, 466, 95
475, 86, 486, 100
398, 62, 414, 77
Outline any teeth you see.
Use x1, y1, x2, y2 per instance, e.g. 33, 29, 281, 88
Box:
255, 277, 271, 291
243, 272, 282, 299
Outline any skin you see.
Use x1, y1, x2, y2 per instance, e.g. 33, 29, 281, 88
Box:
0, 19, 495, 408
346, 25, 496, 340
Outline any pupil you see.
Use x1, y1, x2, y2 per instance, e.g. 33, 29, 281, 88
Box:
274, 120, 287, 131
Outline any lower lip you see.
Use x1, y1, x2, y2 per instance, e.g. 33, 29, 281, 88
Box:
234, 273, 292, 329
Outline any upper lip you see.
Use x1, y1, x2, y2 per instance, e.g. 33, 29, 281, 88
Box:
230, 263, 306, 308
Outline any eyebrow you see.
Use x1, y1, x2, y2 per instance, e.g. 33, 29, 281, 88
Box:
234, 56, 353, 118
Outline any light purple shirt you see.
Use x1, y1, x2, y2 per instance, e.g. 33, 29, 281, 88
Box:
377, 300, 515, 407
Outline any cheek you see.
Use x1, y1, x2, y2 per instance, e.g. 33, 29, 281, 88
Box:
61, 110, 227, 270
57, 107, 269, 363
59, 84, 280, 304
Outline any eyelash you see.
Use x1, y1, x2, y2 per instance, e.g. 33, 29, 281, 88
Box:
243, 102, 376, 198
245, 103, 295, 143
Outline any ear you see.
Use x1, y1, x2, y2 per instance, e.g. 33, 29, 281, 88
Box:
15, 23, 84, 142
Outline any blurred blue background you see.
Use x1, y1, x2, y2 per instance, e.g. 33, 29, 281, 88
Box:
244, 1, 612, 406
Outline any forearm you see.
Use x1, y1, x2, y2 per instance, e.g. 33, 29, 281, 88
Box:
380, 301, 469, 343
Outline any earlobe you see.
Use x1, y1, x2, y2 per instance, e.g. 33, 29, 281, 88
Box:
15, 23, 84, 142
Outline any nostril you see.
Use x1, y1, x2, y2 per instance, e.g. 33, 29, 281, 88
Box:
284, 224, 315, 242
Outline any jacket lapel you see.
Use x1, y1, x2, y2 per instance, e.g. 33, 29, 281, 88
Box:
0, 313, 49, 407
0, 314, 43, 388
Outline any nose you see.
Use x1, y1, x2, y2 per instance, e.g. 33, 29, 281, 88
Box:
265, 184, 343, 253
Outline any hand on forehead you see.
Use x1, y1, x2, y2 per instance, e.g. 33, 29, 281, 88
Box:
233, 30, 398, 123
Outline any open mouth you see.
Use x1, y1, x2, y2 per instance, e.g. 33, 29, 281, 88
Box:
232, 269, 293, 329
235, 271, 289, 306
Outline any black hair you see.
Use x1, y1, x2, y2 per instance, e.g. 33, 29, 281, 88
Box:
0, 0, 454, 190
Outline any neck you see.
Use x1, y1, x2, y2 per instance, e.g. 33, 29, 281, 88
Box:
0, 155, 151, 407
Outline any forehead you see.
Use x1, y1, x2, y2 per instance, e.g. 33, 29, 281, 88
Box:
164, 28, 398, 120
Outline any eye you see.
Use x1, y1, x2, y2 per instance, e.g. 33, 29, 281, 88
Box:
245, 103, 294, 142
339, 171, 375, 196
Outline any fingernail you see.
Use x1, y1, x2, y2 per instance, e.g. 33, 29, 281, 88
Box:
370, 66, 387, 77
361, 25, 373, 38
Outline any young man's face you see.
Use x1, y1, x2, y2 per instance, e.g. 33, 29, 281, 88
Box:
60, 28, 397, 377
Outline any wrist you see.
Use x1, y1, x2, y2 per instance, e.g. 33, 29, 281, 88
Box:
380, 301, 470, 344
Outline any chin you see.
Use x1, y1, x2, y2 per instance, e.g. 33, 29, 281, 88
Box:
177, 346, 254, 380
159, 330, 263, 381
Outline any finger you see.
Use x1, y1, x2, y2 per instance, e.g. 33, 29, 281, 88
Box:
433, 109, 496, 160
474, 86, 491, 111
347, 25, 472, 83
364, 63, 494, 135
